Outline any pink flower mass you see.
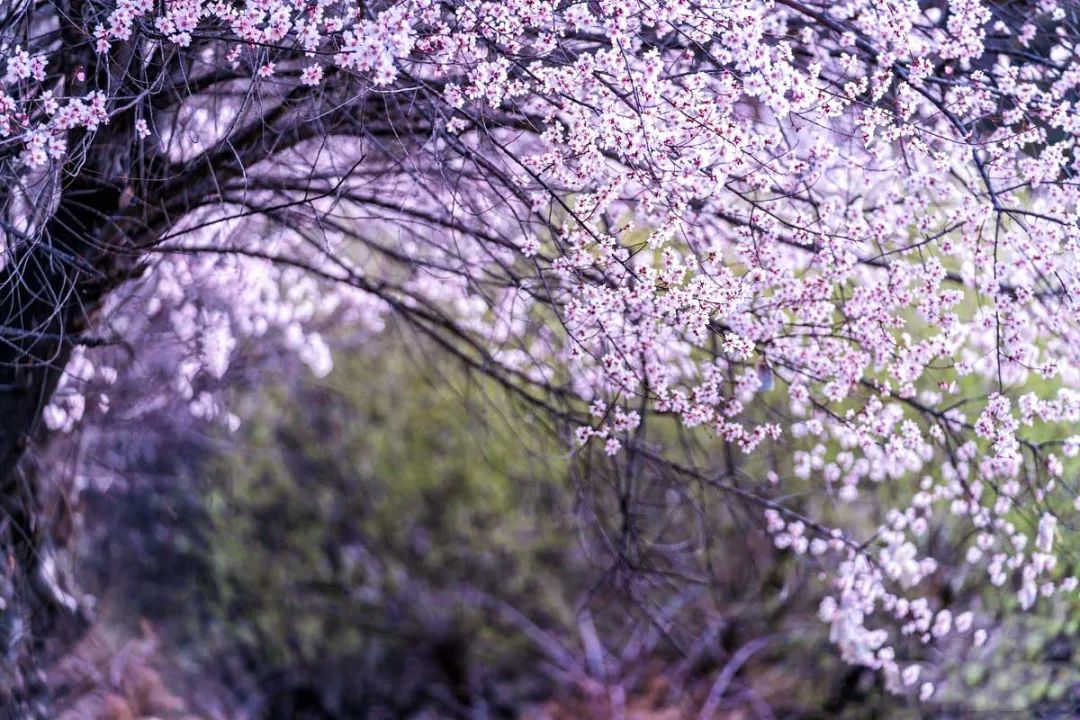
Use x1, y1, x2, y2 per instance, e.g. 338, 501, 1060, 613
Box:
4, 0, 1080, 710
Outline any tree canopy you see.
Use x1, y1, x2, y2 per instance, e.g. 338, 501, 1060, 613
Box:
4, 0, 1080, 714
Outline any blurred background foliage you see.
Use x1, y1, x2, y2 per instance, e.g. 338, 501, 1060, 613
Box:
51, 328, 912, 719
201, 341, 579, 717
46, 325, 1080, 719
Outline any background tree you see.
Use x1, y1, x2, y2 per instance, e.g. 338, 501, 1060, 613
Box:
4, 0, 1080, 715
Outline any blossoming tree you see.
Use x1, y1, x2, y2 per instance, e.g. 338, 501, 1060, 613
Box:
3, 0, 1080, 711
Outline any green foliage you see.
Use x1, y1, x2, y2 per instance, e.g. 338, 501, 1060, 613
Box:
202, 334, 577, 705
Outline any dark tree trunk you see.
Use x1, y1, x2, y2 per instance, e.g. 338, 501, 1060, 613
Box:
0, 1, 158, 705
0, 161, 136, 715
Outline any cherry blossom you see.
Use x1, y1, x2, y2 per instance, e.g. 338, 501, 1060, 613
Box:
6, 0, 1080, 706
